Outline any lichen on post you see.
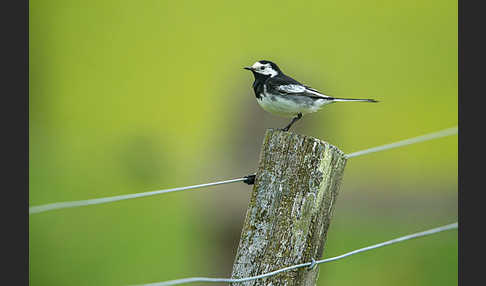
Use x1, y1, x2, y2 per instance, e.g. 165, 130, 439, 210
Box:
230, 129, 347, 286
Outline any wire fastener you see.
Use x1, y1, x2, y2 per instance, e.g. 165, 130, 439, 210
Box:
243, 174, 256, 185
307, 258, 317, 270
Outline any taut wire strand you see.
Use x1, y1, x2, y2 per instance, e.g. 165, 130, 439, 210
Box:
131, 222, 458, 286
345, 126, 457, 158
29, 177, 246, 214
29, 126, 457, 215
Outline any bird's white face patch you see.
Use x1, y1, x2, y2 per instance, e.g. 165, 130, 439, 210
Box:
251, 61, 278, 77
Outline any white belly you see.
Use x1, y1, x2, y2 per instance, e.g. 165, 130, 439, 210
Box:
257, 94, 333, 118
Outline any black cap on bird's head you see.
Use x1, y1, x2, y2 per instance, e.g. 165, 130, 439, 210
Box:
244, 60, 281, 78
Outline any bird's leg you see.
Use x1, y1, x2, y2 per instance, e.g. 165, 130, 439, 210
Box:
280, 113, 302, 131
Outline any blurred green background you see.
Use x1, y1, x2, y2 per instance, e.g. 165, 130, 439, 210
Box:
29, 0, 457, 285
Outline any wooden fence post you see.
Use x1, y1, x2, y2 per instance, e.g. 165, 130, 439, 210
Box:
230, 129, 347, 286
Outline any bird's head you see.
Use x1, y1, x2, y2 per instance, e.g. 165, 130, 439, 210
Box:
244, 60, 281, 78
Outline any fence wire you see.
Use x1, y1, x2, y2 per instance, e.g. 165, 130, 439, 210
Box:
345, 126, 457, 158
29, 177, 248, 214
132, 222, 458, 286
29, 126, 457, 214
29, 126, 458, 286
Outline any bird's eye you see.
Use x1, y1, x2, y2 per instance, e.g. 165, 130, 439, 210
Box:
260, 66, 265, 70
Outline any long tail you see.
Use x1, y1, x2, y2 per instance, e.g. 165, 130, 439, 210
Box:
331, 97, 379, 103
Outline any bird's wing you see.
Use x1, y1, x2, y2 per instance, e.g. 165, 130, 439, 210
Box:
276, 84, 307, 94
304, 85, 322, 93
302, 85, 332, 98
268, 75, 332, 99
276, 84, 332, 100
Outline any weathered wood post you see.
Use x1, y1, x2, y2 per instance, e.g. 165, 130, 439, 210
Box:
231, 129, 347, 286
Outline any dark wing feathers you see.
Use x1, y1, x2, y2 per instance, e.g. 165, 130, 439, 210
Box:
267, 74, 332, 99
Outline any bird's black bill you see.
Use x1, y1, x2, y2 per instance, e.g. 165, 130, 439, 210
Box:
243, 66, 253, 71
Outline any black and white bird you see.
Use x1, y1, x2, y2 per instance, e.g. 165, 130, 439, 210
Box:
244, 60, 378, 131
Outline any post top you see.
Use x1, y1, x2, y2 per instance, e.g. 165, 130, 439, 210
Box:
265, 128, 346, 159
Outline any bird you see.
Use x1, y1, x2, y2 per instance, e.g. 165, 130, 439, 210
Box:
244, 60, 378, 131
